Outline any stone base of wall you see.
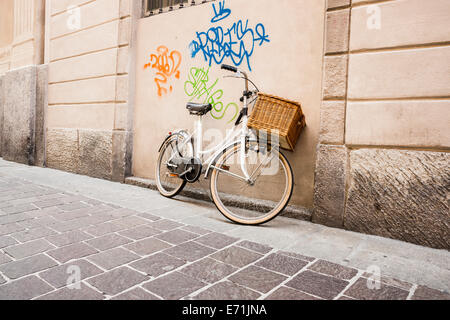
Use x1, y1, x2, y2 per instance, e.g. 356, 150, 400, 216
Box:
0, 65, 46, 166
313, 145, 450, 250
2, 66, 36, 164
345, 149, 449, 250
0, 66, 128, 183
46, 128, 129, 182
0, 75, 4, 156
35, 65, 47, 167
312, 144, 347, 228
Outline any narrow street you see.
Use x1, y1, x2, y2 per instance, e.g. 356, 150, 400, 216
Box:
0, 159, 448, 300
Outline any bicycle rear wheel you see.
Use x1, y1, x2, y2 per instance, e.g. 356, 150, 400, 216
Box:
156, 133, 193, 198
210, 141, 293, 225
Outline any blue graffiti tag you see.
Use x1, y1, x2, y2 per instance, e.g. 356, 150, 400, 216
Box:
211, 0, 231, 23
189, 8, 270, 71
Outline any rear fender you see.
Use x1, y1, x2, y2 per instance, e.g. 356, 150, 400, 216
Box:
158, 130, 190, 152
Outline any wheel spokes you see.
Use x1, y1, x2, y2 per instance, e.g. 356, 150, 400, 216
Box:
212, 143, 290, 222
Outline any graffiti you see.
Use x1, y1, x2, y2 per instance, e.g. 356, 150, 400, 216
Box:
189, 6, 270, 71
144, 45, 182, 97
184, 66, 239, 123
211, 0, 231, 23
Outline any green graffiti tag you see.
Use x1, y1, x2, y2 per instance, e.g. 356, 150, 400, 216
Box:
184, 66, 239, 123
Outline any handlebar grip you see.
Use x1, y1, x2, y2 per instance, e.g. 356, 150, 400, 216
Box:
221, 64, 238, 73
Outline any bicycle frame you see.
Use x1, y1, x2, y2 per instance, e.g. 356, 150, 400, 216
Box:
164, 68, 278, 183
168, 110, 252, 183
157, 65, 292, 224
165, 69, 259, 182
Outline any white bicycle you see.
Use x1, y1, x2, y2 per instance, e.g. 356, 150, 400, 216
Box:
156, 64, 294, 225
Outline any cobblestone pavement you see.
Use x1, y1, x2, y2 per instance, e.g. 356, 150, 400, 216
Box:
0, 160, 449, 300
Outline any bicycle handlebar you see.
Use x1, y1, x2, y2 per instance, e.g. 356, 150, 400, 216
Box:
221, 64, 238, 73
221, 64, 254, 124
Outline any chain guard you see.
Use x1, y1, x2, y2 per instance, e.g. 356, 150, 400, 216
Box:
168, 157, 202, 183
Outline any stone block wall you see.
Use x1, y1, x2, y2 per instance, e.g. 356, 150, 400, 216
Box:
0, 65, 47, 166
2, 66, 36, 165
0, 0, 46, 75
0, 75, 3, 156
314, 0, 450, 249
0, 76, 3, 156
44, 0, 141, 181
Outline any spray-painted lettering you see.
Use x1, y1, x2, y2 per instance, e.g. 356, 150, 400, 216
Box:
189, 7, 270, 71
211, 0, 231, 23
184, 66, 239, 123
144, 45, 182, 97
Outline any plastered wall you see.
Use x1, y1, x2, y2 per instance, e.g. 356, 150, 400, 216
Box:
132, 0, 326, 209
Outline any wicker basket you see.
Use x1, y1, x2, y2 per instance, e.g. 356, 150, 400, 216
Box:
247, 93, 306, 151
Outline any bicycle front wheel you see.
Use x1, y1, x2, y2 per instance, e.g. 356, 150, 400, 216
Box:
210, 141, 294, 225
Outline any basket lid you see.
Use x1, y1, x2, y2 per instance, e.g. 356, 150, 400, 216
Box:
257, 92, 302, 108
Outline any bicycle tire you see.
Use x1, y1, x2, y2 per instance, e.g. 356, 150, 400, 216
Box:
210, 141, 294, 225
155, 133, 192, 198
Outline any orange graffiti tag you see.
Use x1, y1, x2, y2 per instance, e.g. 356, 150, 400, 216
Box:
144, 45, 182, 97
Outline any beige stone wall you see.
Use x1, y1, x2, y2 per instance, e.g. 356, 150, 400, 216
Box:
45, 0, 140, 180
0, 0, 45, 75
0, 0, 14, 48
347, 0, 450, 148
314, 0, 450, 249
0, 0, 15, 74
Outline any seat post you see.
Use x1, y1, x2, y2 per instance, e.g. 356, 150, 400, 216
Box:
195, 115, 203, 159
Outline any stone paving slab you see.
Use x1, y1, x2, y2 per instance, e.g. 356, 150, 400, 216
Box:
38, 283, 104, 300
180, 258, 237, 284
87, 248, 140, 270
0, 160, 449, 300
143, 272, 206, 300
86, 267, 148, 296
266, 286, 319, 300
256, 253, 309, 276
4, 238, 55, 259
112, 287, 160, 300
192, 281, 260, 300
229, 265, 287, 293
0, 236, 17, 249
39, 259, 103, 288
343, 277, 410, 300
286, 270, 350, 300
0, 254, 58, 279
131, 253, 186, 277
0, 276, 53, 300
